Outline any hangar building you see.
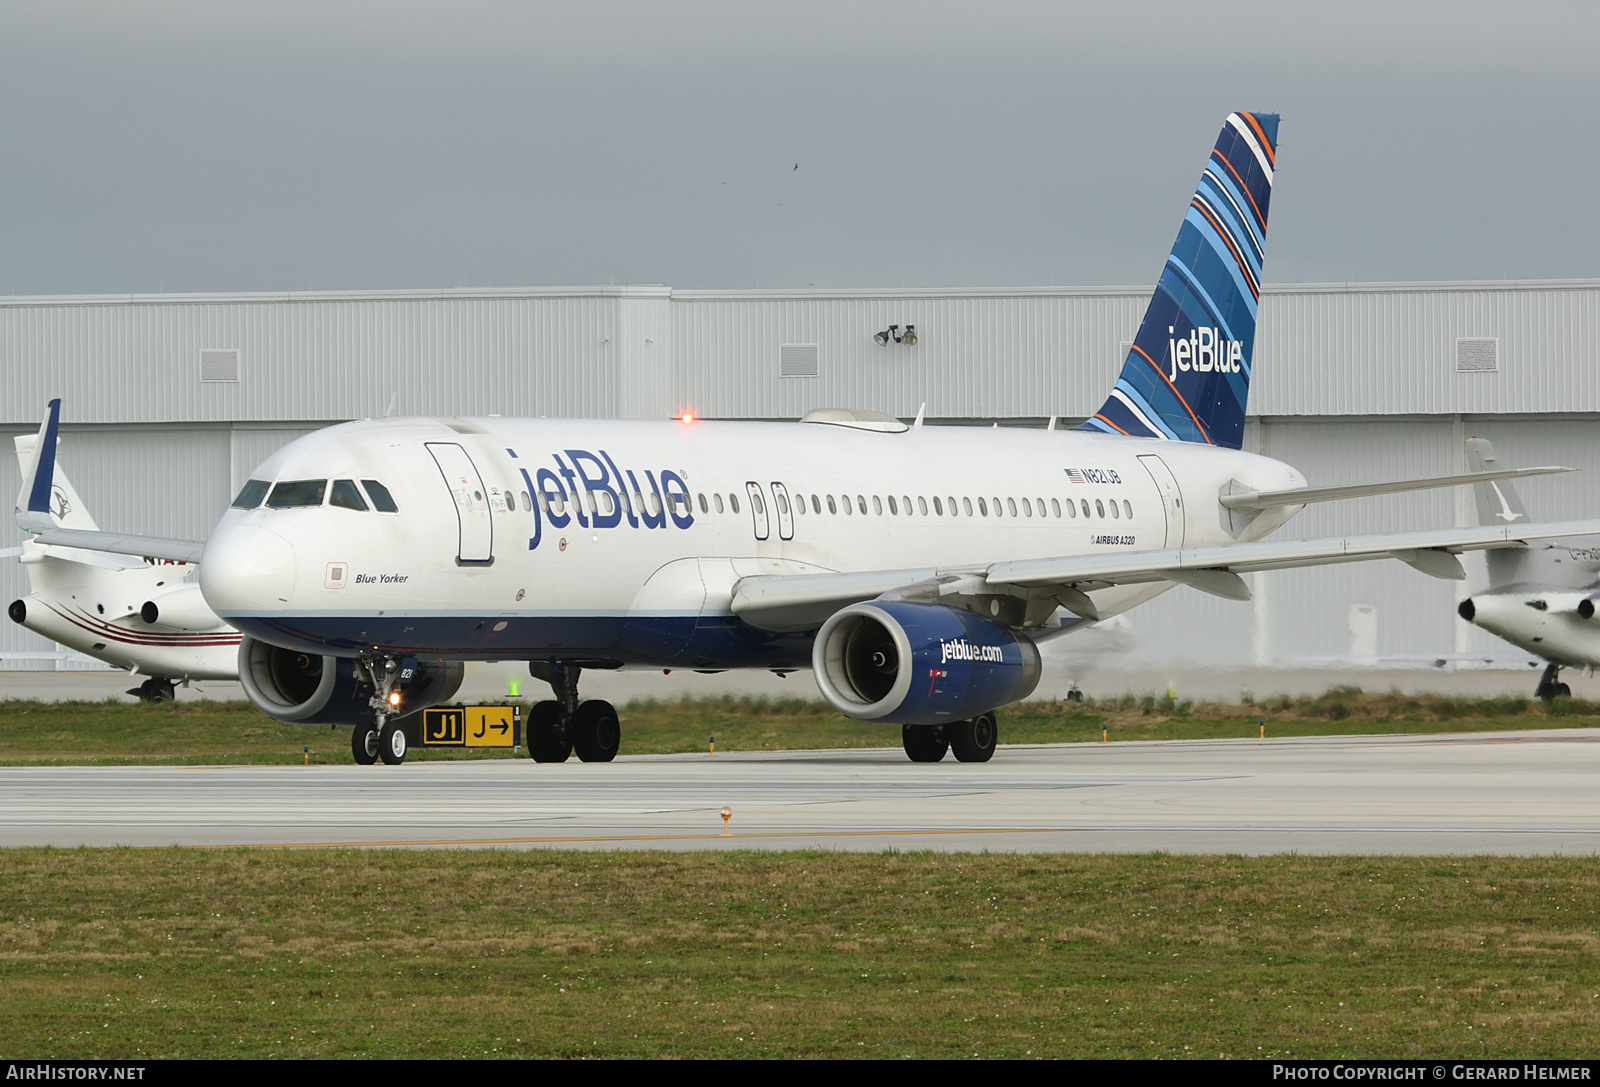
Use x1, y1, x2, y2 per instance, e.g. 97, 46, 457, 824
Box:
3, 278, 1597, 674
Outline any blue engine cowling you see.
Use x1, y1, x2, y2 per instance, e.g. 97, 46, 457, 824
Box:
238, 635, 464, 725
812, 601, 1041, 724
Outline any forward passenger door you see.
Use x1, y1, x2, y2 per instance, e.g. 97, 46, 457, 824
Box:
426, 442, 494, 565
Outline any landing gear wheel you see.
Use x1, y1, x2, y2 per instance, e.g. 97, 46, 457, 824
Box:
572, 700, 621, 763
950, 711, 998, 763
526, 700, 571, 763
378, 720, 407, 765
351, 721, 378, 765
902, 724, 948, 763
128, 678, 177, 703
1536, 663, 1570, 701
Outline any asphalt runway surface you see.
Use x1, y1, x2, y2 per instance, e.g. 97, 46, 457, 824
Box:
4, 728, 1600, 854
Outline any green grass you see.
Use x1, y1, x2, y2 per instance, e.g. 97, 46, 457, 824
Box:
0, 687, 1594, 766
3, 848, 1598, 1058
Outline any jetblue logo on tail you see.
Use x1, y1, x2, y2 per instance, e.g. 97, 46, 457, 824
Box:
1167, 326, 1244, 380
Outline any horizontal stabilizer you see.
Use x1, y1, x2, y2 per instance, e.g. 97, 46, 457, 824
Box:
1221, 465, 1573, 510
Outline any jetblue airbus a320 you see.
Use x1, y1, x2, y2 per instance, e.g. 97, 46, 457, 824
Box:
18, 113, 1597, 765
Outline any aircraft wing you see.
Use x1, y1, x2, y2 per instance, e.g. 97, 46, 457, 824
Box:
24, 527, 205, 564
730, 519, 1600, 633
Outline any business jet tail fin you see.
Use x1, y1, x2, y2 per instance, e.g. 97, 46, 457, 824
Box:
1465, 438, 1531, 526
13, 400, 204, 564
1077, 111, 1278, 450
14, 399, 99, 532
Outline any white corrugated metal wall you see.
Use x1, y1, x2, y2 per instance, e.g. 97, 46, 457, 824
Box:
3, 280, 1597, 672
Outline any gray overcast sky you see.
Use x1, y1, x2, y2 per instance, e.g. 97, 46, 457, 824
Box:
1, 1, 1596, 294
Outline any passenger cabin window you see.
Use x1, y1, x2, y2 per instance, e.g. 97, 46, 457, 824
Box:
329, 479, 368, 511
267, 480, 327, 508
232, 479, 270, 509
360, 480, 399, 513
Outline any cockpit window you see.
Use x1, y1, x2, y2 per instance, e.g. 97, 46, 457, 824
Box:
231, 479, 270, 509
361, 479, 399, 513
329, 479, 368, 511
266, 479, 327, 508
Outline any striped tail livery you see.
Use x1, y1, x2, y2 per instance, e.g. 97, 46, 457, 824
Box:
1077, 111, 1278, 450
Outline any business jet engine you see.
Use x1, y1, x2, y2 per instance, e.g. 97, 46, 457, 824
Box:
237, 635, 464, 725
812, 601, 1041, 725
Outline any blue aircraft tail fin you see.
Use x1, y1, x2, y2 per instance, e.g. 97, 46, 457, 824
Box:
15, 399, 62, 532
1076, 112, 1278, 450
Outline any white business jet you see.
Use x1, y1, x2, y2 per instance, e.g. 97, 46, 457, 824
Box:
18, 113, 1597, 764
1456, 438, 1600, 699
6, 434, 238, 700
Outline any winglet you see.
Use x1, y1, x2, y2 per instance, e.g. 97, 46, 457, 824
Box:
16, 400, 61, 532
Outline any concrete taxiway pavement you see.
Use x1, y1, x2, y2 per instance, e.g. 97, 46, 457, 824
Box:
2, 728, 1599, 854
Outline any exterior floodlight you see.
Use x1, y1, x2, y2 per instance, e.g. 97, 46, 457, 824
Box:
874, 324, 917, 346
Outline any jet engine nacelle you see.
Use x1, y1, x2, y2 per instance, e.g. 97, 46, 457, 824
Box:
812, 600, 1041, 725
238, 635, 464, 725
140, 585, 224, 632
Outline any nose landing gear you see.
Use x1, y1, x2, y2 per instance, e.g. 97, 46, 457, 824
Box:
350, 656, 409, 765
527, 662, 621, 763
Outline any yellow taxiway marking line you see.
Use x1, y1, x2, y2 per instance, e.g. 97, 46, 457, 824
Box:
146, 827, 1061, 850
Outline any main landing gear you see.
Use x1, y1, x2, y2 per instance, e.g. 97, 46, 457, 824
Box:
900, 712, 998, 764
1536, 662, 1572, 701
526, 662, 621, 763
350, 656, 409, 765
127, 677, 177, 703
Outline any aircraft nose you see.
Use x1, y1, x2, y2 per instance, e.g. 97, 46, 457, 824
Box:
1458, 598, 1475, 622
199, 525, 298, 615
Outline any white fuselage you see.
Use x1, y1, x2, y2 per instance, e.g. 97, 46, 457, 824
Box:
12, 542, 239, 679
1465, 586, 1600, 668
199, 416, 1305, 667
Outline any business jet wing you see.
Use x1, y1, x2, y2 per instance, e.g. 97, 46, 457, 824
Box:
14, 399, 206, 563
21, 527, 205, 564
730, 519, 1600, 633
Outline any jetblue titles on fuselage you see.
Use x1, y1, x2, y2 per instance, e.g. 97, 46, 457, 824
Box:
521, 448, 693, 550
